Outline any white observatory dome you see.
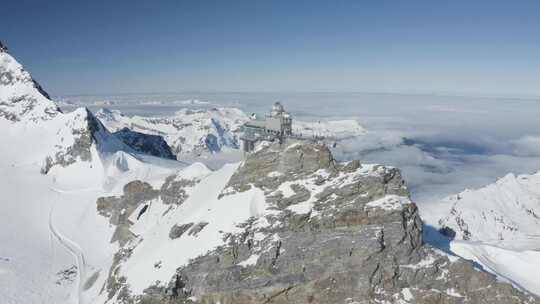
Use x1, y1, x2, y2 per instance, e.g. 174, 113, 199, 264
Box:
271, 102, 285, 116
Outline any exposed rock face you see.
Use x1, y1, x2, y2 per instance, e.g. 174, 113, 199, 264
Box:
133, 140, 538, 304
97, 180, 160, 246
96, 173, 205, 301
169, 223, 194, 240
160, 175, 199, 206
113, 127, 176, 160
40, 108, 105, 174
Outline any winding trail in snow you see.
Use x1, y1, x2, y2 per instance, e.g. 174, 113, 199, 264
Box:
49, 199, 88, 304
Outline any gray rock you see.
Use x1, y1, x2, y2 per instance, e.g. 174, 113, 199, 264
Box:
169, 223, 194, 240
187, 222, 209, 237
96, 174, 201, 302
40, 109, 104, 174
109, 141, 540, 304
113, 127, 176, 160
97, 180, 159, 246
160, 176, 199, 206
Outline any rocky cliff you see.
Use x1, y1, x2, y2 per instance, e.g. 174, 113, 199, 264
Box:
98, 140, 538, 304
113, 127, 176, 160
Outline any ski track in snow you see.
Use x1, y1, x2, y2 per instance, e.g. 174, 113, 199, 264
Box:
49, 187, 103, 195
49, 200, 87, 304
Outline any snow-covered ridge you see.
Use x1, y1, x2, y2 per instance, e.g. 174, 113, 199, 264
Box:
422, 171, 540, 296
0, 44, 173, 176
0, 46, 113, 174
95, 107, 367, 158
0, 46, 60, 122
427, 172, 540, 247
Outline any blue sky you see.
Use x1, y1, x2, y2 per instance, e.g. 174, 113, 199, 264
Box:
3, 0, 540, 95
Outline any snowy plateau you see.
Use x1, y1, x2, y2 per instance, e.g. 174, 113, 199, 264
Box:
1, 43, 540, 304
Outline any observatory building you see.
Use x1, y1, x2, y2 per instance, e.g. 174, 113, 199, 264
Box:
241, 102, 293, 152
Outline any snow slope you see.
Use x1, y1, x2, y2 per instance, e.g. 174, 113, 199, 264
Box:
451, 241, 540, 296
422, 172, 540, 295
423, 172, 540, 249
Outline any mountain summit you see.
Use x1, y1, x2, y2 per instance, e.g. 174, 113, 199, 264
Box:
0, 41, 58, 122
0, 44, 135, 175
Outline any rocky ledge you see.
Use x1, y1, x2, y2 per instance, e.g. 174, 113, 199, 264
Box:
111, 140, 537, 304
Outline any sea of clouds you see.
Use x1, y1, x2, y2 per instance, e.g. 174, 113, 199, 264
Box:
56, 92, 540, 205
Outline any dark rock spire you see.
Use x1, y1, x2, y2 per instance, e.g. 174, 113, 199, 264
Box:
0, 41, 7, 52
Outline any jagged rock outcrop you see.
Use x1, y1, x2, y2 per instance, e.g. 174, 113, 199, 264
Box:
124, 140, 538, 304
96, 173, 207, 301
113, 127, 176, 160
97, 180, 160, 246
40, 108, 111, 174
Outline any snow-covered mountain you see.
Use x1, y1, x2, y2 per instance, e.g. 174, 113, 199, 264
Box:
430, 172, 540, 245
422, 172, 540, 296
0, 42, 130, 175
0, 43, 185, 303
2, 42, 539, 304
0, 42, 59, 122
95, 107, 248, 157
95, 107, 367, 159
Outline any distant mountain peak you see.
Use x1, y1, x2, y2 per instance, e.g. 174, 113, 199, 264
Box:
0, 46, 58, 122
0, 46, 135, 174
